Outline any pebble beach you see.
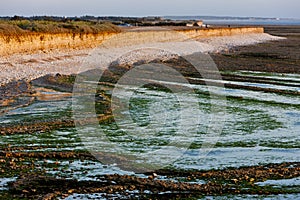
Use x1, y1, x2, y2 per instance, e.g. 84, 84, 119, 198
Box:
0, 32, 283, 85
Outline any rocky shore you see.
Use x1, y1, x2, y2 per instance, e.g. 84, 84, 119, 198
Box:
0, 30, 282, 86
1, 26, 299, 199
4, 162, 300, 199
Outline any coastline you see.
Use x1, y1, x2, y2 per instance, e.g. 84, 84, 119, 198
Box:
0, 27, 281, 86
1, 25, 300, 199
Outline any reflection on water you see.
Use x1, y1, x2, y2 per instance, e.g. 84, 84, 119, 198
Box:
256, 177, 300, 187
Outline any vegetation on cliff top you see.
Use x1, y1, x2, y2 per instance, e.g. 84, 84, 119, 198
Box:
0, 20, 121, 35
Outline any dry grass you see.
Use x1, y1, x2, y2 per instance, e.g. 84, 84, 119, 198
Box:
0, 20, 121, 35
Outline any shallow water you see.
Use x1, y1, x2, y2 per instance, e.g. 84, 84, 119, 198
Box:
0, 178, 16, 191
200, 194, 300, 200
61, 193, 300, 200
256, 177, 300, 187
0, 70, 299, 196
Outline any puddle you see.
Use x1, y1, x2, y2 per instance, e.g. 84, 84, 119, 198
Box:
60, 191, 300, 200
174, 147, 300, 170
33, 87, 72, 101
190, 77, 300, 92
150, 79, 300, 105
256, 177, 300, 187
61, 193, 139, 200
38, 160, 135, 180
0, 96, 72, 126
0, 178, 17, 191
201, 194, 300, 200
224, 70, 300, 82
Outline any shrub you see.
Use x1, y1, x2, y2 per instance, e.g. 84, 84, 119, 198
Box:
0, 20, 121, 35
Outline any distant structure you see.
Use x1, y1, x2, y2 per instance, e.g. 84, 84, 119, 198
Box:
186, 23, 194, 27
194, 20, 203, 26
186, 20, 204, 27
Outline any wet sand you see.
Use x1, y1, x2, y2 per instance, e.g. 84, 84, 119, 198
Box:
211, 26, 300, 73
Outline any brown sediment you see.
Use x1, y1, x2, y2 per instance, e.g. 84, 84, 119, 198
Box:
211, 26, 300, 73
31, 73, 76, 93
32, 88, 72, 101
1, 151, 95, 160
0, 80, 35, 113
0, 80, 32, 100
0, 120, 75, 135
6, 162, 300, 199
0, 114, 113, 135
150, 162, 300, 183
101, 53, 300, 96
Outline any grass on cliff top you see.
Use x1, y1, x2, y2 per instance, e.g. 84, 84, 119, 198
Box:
0, 20, 121, 35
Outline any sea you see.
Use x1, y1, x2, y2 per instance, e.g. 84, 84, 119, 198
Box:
164, 16, 300, 26
204, 19, 300, 26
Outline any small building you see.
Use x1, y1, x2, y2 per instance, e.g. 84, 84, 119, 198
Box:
194, 21, 203, 26
186, 20, 204, 27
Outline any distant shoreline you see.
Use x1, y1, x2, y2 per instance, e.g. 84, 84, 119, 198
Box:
203, 19, 300, 26
2, 16, 300, 27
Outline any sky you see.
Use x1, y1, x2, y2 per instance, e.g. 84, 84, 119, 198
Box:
0, 0, 299, 19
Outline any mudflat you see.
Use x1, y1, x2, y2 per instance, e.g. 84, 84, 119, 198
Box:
212, 26, 300, 73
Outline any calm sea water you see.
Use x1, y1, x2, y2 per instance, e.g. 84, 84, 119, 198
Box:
165, 16, 300, 26
204, 19, 300, 26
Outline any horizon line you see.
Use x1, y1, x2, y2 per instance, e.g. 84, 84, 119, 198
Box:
0, 15, 298, 20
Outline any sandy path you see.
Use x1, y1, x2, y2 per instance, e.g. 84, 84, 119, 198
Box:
0, 33, 283, 85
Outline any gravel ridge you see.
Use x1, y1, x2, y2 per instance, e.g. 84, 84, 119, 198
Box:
0, 33, 283, 85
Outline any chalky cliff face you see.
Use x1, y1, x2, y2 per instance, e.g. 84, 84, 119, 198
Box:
0, 32, 116, 56
0, 27, 264, 56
